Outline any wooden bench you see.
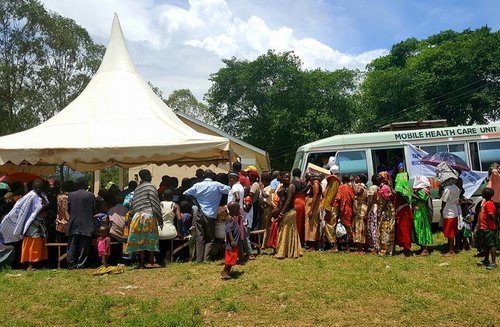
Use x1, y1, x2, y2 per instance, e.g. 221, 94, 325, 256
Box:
168, 238, 190, 262
46, 241, 121, 268
250, 229, 266, 254
45, 243, 68, 269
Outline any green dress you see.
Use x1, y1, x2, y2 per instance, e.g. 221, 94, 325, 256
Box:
412, 190, 433, 246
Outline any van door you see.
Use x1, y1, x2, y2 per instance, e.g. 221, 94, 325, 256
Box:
371, 147, 405, 176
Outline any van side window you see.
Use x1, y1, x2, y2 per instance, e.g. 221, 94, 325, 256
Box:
420, 144, 466, 163
337, 151, 368, 177
478, 141, 500, 171
306, 152, 337, 169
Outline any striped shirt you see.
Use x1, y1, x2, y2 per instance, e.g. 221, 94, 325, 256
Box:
131, 182, 162, 226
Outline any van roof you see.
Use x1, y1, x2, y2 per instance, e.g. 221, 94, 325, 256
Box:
298, 124, 500, 152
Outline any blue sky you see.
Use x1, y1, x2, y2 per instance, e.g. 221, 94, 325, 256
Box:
40, 0, 499, 99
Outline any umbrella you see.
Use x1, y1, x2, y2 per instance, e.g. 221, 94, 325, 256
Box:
420, 152, 470, 172
0, 173, 41, 183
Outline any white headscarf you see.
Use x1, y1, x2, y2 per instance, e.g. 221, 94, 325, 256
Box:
329, 164, 339, 175
413, 176, 430, 189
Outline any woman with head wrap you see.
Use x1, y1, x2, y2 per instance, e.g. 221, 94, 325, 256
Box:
275, 172, 303, 259
437, 163, 460, 256
291, 168, 308, 246
126, 169, 162, 268
318, 165, 341, 251
335, 174, 356, 251
304, 173, 322, 250
248, 170, 261, 230
412, 176, 433, 256
377, 171, 396, 256
394, 166, 413, 256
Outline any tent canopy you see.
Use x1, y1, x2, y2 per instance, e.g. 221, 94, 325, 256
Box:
176, 111, 270, 172
0, 14, 231, 172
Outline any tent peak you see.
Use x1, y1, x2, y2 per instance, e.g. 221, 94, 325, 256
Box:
96, 13, 137, 74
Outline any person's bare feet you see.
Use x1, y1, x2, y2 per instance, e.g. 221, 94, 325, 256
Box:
247, 255, 256, 260
221, 271, 231, 280
145, 263, 161, 268
420, 249, 430, 256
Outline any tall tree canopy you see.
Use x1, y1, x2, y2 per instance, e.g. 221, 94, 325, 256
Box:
166, 89, 212, 124
0, 0, 105, 135
206, 50, 358, 169
359, 27, 500, 131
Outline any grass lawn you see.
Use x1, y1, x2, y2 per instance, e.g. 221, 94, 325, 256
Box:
1, 234, 498, 327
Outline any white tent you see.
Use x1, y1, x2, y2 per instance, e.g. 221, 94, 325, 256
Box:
0, 14, 231, 172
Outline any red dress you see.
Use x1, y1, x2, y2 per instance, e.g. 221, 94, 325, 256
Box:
294, 194, 306, 244
336, 184, 355, 228
395, 196, 413, 250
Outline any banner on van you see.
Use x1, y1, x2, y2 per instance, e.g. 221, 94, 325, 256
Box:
404, 143, 488, 198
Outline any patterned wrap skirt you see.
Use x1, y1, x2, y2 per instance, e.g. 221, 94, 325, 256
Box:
275, 209, 303, 259
379, 210, 395, 255
367, 206, 379, 250
126, 210, 159, 253
352, 202, 368, 244
304, 197, 320, 242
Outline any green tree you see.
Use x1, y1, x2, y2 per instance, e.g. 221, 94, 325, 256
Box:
166, 89, 213, 124
0, 0, 104, 135
359, 27, 500, 131
206, 50, 358, 169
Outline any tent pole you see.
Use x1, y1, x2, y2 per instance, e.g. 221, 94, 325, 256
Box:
94, 170, 101, 196
58, 164, 65, 184
118, 167, 124, 190
227, 150, 233, 172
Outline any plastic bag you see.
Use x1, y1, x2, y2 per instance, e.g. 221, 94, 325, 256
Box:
335, 222, 347, 238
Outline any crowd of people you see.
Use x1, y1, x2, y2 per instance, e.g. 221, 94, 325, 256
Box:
0, 160, 498, 276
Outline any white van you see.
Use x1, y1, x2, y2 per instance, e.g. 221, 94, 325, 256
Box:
292, 124, 500, 222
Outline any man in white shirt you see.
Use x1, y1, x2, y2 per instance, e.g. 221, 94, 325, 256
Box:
228, 172, 244, 208
440, 183, 461, 256
228, 172, 255, 260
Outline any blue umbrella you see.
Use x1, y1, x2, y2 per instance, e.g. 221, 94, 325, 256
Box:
420, 152, 470, 172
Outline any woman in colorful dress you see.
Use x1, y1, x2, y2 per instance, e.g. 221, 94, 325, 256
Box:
55, 180, 76, 242
352, 174, 369, 253
292, 169, 308, 245
304, 173, 322, 250
260, 172, 274, 247
377, 171, 396, 256
412, 176, 433, 256
394, 167, 413, 256
126, 169, 162, 268
275, 172, 303, 259
20, 180, 49, 270
367, 174, 381, 254
335, 174, 355, 250
319, 166, 341, 251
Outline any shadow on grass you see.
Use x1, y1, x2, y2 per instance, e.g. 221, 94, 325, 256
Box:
230, 270, 245, 279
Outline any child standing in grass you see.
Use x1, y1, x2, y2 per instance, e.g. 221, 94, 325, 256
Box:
476, 188, 497, 270
97, 225, 111, 267
221, 202, 243, 280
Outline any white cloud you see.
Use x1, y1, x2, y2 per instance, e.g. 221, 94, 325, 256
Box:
39, 0, 388, 99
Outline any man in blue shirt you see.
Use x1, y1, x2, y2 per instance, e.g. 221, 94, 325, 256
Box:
270, 170, 280, 191
184, 169, 230, 262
